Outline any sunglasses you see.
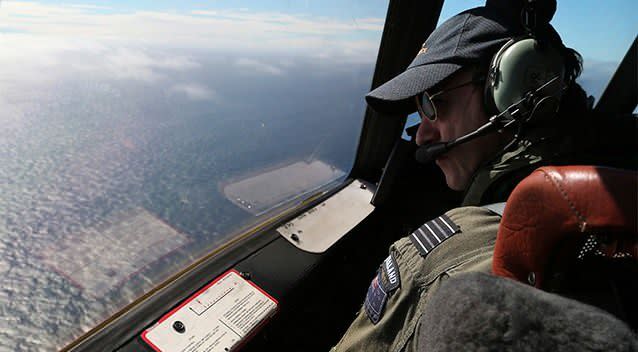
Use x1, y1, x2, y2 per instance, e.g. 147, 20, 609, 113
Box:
415, 77, 485, 121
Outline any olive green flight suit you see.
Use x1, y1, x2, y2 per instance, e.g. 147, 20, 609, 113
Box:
333, 129, 576, 352
334, 206, 500, 352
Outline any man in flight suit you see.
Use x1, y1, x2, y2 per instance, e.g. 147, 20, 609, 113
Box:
332, 1, 591, 351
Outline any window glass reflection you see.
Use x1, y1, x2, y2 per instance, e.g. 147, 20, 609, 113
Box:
0, 1, 387, 349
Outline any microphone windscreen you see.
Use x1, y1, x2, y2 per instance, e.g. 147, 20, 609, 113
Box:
415, 143, 448, 164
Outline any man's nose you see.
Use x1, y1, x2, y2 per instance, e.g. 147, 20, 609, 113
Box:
415, 119, 440, 146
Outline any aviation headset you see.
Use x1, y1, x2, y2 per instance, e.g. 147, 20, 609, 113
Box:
483, 36, 566, 120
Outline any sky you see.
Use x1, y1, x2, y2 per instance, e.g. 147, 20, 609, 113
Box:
440, 0, 637, 62
4, 0, 388, 18
1, 0, 635, 61
0, 1, 386, 56
0, 0, 634, 101
0, 0, 387, 104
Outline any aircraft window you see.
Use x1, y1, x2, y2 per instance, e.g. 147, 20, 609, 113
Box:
0, 1, 386, 350
439, 0, 637, 105
401, 113, 421, 141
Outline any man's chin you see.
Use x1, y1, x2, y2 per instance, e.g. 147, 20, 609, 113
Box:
438, 162, 467, 191
445, 179, 465, 191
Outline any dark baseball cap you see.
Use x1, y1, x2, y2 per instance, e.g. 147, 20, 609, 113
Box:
365, 2, 558, 115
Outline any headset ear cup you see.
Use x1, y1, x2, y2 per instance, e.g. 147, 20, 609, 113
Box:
483, 73, 498, 116
485, 37, 565, 117
484, 38, 516, 116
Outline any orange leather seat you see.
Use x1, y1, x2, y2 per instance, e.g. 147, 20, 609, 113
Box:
492, 165, 637, 288
414, 166, 638, 351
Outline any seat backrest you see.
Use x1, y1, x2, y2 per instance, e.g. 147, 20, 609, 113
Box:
492, 165, 637, 326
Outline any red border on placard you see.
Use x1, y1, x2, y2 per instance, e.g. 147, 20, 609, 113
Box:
141, 269, 279, 352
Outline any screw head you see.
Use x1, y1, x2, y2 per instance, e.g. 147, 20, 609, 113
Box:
290, 233, 299, 242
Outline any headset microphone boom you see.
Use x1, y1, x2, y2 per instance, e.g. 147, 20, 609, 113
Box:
415, 75, 563, 164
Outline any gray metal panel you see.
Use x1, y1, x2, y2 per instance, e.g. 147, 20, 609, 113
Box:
277, 180, 375, 253
482, 202, 507, 217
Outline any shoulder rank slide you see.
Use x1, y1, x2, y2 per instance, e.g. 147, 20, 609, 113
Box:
409, 214, 460, 257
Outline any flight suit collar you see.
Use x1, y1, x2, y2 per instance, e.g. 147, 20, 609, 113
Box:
461, 127, 565, 206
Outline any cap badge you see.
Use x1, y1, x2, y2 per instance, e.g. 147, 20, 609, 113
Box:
417, 46, 428, 55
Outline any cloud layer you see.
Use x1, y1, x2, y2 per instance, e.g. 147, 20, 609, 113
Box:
170, 83, 218, 101
235, 58, 284, 75
0, 2, 383, 61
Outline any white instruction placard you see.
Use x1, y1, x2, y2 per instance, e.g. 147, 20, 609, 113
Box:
142, 270, 278, 352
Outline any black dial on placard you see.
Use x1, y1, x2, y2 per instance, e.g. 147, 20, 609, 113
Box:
173, 321, 186, 333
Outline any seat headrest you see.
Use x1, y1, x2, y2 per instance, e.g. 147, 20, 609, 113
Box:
492, 165, 637, 288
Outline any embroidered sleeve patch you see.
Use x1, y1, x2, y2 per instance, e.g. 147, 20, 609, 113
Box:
379, 253, 400, 292
409, 214, 460, 257
364, 272, 387, 324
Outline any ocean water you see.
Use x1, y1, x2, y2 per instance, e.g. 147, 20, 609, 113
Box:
0, 51, 373, 351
